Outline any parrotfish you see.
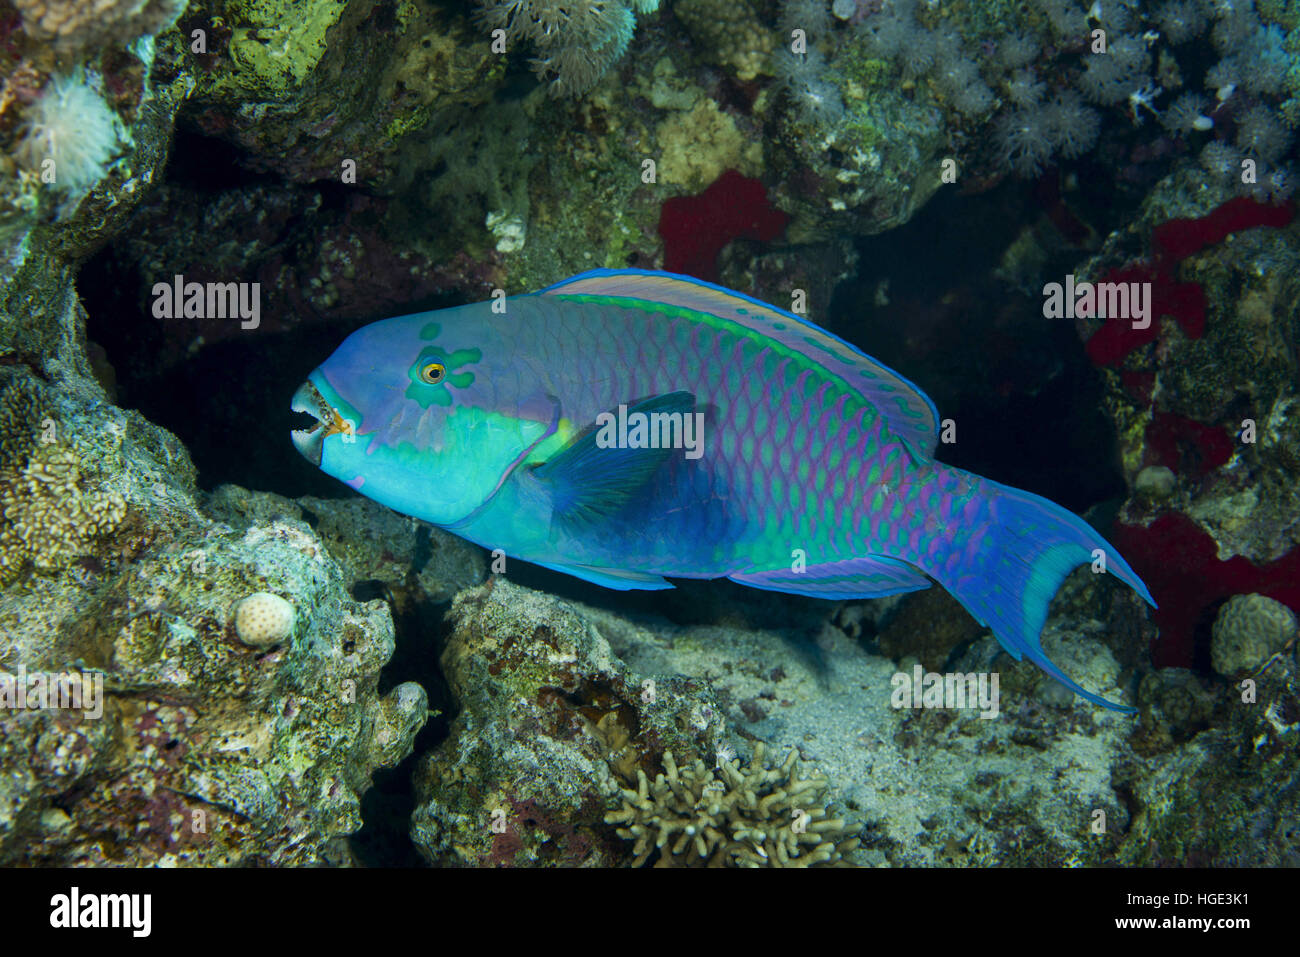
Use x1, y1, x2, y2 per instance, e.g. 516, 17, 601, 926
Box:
291, 269, 1154, 710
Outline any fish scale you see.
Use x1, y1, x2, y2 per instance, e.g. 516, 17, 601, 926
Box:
294, 268, 1155, 709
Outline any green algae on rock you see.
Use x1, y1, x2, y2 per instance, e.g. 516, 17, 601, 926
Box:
188, 0, 500, 188
0, 485, 429, 864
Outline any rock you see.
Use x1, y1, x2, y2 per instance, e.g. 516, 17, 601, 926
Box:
0, 309, 427, 864
410, 579, 721, 866
185, 0, 498, 188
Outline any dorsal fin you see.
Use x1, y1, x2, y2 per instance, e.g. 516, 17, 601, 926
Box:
537, 268, 940, 458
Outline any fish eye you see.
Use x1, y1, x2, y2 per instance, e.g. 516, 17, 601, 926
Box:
420, 362, 446, 384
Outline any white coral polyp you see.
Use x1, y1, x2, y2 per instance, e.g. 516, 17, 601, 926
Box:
15, 70, 122, 198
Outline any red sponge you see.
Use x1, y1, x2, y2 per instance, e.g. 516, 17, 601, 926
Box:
658, 170, 789, 281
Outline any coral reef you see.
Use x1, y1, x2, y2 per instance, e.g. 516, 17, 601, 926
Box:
410, 579, 720, 866
1077, 169, 1300, 671
0, 377, 127, 585
1119, 659, 1300, 866
0, 441, 428, 863
187, 0, 499, 187
0, 222, 427, 864
605, 744, 861, 867
0, 0, 1297, 875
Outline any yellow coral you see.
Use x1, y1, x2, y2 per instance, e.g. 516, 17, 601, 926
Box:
0, 432, 126, 585
14, 0, 186, 55
656, 98, 763, 190
673, 0, 774, 82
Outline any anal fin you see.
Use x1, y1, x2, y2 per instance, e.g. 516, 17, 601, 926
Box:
730, 555, 931, 599
534, 560, 675, 591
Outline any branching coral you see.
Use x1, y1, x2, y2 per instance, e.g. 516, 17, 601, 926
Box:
475, 0, 652, 96
605, 744, 860, 867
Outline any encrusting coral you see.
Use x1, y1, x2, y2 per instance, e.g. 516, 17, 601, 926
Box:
605, 744, 860, 867
13, 0, 187, 55
0, 380, 126, 585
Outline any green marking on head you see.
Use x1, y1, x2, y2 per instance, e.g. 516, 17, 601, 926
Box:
406, 344, 483, 408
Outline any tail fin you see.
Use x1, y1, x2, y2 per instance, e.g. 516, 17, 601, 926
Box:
929, 470, 1156, 712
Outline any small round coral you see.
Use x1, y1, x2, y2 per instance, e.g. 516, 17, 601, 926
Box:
1210, 594, 1297, 677
1134, 465, 1177, 502
233, 592, 296, 647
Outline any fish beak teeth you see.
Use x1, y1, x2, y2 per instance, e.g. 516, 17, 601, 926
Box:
291, 423, 323, 466
291, 379, 352, 466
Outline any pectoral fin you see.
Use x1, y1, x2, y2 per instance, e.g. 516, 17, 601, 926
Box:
532, 391, 696, 530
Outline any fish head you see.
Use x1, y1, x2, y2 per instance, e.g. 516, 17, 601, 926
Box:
291, 303, 554, 526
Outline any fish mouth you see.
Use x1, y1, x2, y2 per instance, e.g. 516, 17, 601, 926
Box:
290, 379, 353, 466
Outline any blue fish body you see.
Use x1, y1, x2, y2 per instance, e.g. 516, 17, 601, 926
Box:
292, 269, 1155, 709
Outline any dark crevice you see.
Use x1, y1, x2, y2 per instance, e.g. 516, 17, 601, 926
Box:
349, 593, 460, 868
834, 174, 1135, 513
